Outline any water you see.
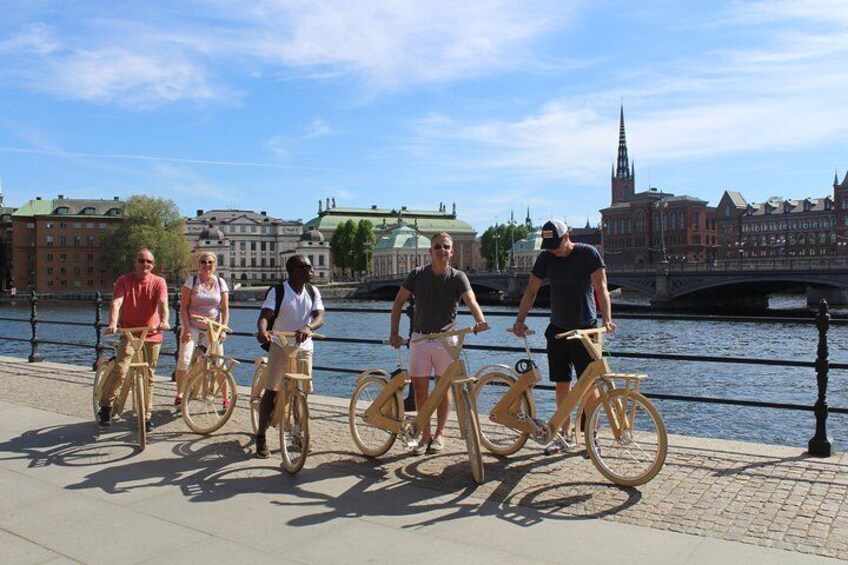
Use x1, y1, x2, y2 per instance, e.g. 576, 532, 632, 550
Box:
1, 297, 845, 449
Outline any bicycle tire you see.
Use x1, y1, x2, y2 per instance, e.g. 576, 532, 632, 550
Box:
457, 385, 485, 485
134, 369, 147, 451
585, 389, 667, 487
250, 363, 265, 434
349, 375, 399, 457
473, 371, 531, 456
280, 389, 310, 474
182, 366, 237, 434
92, 358, 113, 421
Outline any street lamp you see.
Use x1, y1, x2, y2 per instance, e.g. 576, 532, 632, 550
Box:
493, 228, 501, 273
508, 212, 517, 270
653, 192, 668, 264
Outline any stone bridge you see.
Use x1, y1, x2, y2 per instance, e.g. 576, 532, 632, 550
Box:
361, 259, 848, 311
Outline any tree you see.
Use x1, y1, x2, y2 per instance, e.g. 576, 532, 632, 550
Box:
352, 220, 375, 276
329, 220, 356, 277
480, 222, 530, 270
101, 195, 191, 285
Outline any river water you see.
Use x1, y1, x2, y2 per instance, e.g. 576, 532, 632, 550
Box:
1, 297, 845, 449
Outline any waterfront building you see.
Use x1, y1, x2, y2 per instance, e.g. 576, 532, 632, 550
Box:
11, 195, 124, 293
600, 108, 717, 268
0, 183, 15, 291
716, 173, 848, 259
304, 199, 478, 272
372, 222, 432, 277
293, 228, 331, 281
185, 209, 302, 284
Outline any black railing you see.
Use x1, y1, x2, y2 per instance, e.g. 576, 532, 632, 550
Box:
0, 292, 842, 455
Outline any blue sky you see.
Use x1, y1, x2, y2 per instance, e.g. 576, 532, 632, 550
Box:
1, 1, 847, 232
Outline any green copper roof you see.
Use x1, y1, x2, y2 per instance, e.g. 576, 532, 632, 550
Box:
375, 224, 431, 250
304, 206, 475, 235
513, 228, 543, 253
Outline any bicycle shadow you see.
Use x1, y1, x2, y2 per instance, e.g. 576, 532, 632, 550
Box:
0, 421, 140, 469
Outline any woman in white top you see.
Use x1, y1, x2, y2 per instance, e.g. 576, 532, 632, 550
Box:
175, 251, 230, 405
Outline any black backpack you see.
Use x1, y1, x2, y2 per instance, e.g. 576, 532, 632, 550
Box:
260, 282, 317, 351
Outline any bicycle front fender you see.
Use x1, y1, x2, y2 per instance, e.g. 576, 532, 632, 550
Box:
472, 364, 516, 380
354, 369, 392, 385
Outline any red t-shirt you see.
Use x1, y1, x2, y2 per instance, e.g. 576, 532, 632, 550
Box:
114, 273, 168, 343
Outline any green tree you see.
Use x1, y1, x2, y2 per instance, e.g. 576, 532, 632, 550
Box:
352, 220, 375, 276
100, 195, 191, 285
329, 220, 356, 277
480, 223, 530, 270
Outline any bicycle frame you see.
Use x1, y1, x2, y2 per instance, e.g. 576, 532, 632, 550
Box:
488, 329, 637, 446
362, 328, 477, 444
266, 331, 316, 428
109, 327, 152, 414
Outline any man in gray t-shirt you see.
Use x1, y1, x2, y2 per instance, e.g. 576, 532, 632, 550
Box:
390, 232, 489, 454
512, 219, 615, 455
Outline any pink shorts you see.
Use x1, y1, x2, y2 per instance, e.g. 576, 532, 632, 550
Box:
408, 332, 457, 378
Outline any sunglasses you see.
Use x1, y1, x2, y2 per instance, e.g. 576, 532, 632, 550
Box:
432, 243, 452, 251
137, 258, 154, 264
199, 259, 215, 265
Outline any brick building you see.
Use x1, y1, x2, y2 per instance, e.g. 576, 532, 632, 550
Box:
716, 171, 848, 260
600, 108, 717, 268
12, 195, 124, 293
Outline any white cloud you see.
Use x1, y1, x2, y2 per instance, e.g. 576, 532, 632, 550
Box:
304, 118, 331, 139
0, 23, 58, 55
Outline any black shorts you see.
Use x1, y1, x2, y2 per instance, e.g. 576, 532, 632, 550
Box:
545, 323, 595, 383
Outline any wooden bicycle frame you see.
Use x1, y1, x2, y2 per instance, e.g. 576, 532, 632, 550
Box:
111, 327, 153, 414
488, 329, 643, 445
266, 331, 315, 428
183, 316, 235, 395
363, 329, 476, 443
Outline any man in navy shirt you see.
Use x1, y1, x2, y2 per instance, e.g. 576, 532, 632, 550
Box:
511, 219, 615, 454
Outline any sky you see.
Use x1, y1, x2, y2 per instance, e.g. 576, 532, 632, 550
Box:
1, 0, 848, 233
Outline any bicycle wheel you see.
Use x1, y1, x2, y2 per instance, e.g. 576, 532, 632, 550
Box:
182, 366, 237, 434
473, 371, 531, 456
280, 389, 310, 474
457, 385, 484, 485
92, 358, 113, 420
349, 375, 399, 457
585, 389, 667, 487
250, 363, 265, 434
134, 369, 147, 451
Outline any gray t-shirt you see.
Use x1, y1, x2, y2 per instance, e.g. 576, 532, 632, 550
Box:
402, 265, 472, 333
531, 243, 605, 330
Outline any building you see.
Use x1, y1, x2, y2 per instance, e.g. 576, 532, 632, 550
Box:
11, 195, 124, 293
716, 172, 848, 260
372, 222, 432, 277
511, 221, 603, 271
304, 199, 479, 272
0, 183, 15, 291
185, 209, 303, 284
600, 108, 717, 268
294, 229, 331, 281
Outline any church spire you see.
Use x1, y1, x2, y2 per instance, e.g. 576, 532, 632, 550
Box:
615, 105, 631, 180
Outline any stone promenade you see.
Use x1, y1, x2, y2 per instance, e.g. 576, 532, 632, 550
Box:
0, 355, 846, 564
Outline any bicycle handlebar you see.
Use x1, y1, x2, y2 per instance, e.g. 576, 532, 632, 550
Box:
382, 338, 410, 346
108, 326, 158, 335
555, 327, 607, 340
506, 328, 536, 336
190, 315, 233, 333
268, 330, 325, 340
413, 326, 487, 342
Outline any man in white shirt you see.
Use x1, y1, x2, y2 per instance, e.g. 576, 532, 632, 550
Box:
254, 254, 325, 458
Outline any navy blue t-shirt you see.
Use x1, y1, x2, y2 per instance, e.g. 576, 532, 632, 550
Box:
531, 243, 605, 330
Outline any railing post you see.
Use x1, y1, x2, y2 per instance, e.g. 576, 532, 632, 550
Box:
808, 299, 833, 457
93, 292, 103, 370
28, 291, 43, 363
171, 292, 181, 381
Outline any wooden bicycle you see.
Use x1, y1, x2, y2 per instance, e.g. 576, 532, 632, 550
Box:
348, 326, 486, 485
249, 331, 323, 474
473, 328, 667, 487
92, 327, 156, 451
180, 315, 239, 434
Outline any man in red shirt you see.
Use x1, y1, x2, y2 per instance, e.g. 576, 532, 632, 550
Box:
98, 247, 170, 431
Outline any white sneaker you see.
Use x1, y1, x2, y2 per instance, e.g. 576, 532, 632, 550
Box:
543, 433, 575, 455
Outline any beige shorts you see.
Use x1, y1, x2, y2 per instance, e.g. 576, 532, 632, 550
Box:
257, 345, 313, 393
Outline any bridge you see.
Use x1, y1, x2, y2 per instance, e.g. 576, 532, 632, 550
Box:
361, 258, 848, 310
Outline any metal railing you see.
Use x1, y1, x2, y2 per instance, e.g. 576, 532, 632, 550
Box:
0, 291, 842, 456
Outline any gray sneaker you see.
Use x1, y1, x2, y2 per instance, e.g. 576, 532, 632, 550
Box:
543, 433, 576, 455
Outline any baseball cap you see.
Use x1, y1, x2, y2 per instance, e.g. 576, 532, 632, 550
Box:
540, 219, 569, 250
